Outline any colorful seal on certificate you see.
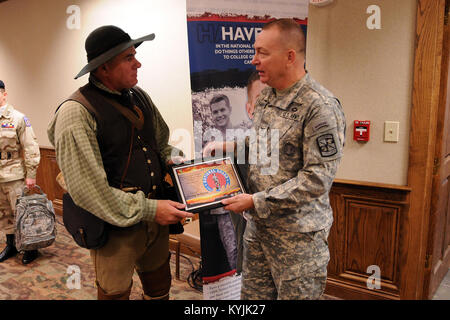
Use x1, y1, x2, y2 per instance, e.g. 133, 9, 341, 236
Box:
202, 169, 231, 192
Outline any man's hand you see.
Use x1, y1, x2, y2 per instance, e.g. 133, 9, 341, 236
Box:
25, 178, 36, 189
222, 193, 254, 213
154, 200, 193, 225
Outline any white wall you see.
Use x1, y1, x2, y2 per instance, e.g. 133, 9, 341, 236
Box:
0, 0, 193, 153
306, 0, 417, 185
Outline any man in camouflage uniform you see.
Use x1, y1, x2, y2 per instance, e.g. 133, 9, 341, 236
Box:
213, 19, 346, 299
0, 80, 41, 265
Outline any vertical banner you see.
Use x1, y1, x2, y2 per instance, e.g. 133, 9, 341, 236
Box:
186, 0, 308, 300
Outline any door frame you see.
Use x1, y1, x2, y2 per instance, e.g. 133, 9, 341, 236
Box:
422, 0, 450, 299
406, 0, 447, 300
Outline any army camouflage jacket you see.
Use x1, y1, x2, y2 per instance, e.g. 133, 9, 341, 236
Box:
247, 73, 346, 233
0, 104, 40, 183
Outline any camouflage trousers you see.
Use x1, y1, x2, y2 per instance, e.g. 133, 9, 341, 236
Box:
241, 219, 330, 300
0, 179, 24, 235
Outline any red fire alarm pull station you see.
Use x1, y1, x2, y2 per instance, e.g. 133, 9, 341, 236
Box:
354, 120, 370, 141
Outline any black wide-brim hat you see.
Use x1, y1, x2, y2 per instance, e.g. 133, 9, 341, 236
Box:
75, 25, 155, 79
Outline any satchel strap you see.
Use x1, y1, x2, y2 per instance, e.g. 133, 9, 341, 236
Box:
68, 90, 145, 131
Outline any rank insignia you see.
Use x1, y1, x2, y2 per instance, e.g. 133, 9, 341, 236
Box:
316, 133, 337, 157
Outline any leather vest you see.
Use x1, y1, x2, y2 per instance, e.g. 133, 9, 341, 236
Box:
73, 83, 164, 197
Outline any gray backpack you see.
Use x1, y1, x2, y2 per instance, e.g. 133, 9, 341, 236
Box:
14, 185, 56, 251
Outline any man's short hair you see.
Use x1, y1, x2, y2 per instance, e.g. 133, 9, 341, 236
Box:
263, 18, 306, 54
0, 80, 5, 92
209, 94, 231, 110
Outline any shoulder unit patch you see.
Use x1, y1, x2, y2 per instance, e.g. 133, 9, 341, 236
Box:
316, 133, 337, 157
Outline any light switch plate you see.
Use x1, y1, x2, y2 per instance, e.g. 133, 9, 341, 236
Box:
384, 121, 399, 142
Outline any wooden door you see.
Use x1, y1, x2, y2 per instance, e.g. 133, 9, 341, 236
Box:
424, 3, 450, 299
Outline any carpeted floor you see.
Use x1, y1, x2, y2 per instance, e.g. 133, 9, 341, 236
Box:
0, 215, 203, 300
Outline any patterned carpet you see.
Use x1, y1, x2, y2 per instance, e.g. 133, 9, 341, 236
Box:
0, 215, 203, 300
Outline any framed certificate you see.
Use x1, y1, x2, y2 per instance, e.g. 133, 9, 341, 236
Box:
170, 157, 246, 212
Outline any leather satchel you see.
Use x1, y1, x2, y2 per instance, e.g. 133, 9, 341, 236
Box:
58, 167, 110, 249
62, 192, 109, 249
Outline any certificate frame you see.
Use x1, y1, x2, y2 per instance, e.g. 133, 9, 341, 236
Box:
169, 157, 246, 212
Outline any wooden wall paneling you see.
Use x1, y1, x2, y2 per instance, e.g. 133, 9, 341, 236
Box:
343, 198, 400, 292
406, 0, 446, 299
36, 147, 63, 215
325, 181, 410, 300
326, 188, 342, 277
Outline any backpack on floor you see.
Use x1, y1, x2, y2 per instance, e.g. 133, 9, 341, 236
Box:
14, 185, 57, 251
